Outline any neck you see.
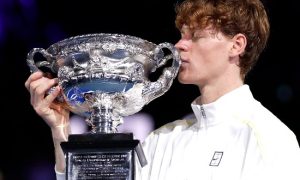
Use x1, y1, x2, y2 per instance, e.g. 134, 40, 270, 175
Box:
197, 78, 243, 104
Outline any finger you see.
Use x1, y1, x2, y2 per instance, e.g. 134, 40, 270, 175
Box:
25, 71, 44, 91
31, 86, 61, 115
29, 77, 57, 96
44, 86, 61, 107
30, 78, 58, 105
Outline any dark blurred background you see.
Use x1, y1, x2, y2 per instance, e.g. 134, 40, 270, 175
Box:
0, 0, 299, 179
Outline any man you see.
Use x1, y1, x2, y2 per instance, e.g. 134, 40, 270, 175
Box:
25, 0, 300, 179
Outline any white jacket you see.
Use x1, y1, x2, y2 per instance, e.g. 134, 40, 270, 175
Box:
137, 85, 300, 180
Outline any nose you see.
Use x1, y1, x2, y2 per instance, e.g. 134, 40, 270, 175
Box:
175, 39, 188, 52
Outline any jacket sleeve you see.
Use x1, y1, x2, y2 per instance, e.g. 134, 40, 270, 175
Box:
55, 165, 65, 180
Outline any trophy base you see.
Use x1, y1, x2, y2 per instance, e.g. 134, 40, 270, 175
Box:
61, 133, 139, 180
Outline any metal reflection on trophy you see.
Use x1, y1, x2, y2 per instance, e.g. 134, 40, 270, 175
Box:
26, 33, 181, 180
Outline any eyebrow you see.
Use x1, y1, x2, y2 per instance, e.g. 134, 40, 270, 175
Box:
180, 25, 190, 33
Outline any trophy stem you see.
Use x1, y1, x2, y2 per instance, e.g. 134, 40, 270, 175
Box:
90, 106, 117, 134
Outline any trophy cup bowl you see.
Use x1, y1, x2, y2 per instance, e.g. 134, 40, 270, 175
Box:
27, 33, 180, 133
27, 33, 181, 179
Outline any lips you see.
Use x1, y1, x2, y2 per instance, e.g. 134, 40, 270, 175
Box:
180, 57, 189, 65
181, 59, 188, 63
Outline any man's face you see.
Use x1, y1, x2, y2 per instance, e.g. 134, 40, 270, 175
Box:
175, 25, 235, 86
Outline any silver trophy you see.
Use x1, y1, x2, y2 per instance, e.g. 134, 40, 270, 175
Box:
26, 33, 180, 180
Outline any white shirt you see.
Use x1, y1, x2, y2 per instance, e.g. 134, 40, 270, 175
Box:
137, 85, 300, 180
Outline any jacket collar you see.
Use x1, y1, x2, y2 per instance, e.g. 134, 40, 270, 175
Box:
190, 84, 255, 129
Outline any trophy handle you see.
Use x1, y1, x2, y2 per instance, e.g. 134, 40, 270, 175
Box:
26, 48, 65, 103
26, 48, 55, 73
143, 42, 181, 103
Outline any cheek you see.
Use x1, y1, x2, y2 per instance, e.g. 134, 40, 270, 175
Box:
190, 45, 229, 77
203, 43, 229, 63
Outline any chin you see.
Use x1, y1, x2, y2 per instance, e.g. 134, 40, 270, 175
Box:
177, 75, 190, 84
178, 73, 198, 85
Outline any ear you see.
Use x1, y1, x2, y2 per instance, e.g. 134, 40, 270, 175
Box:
229, 33, 247, 58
